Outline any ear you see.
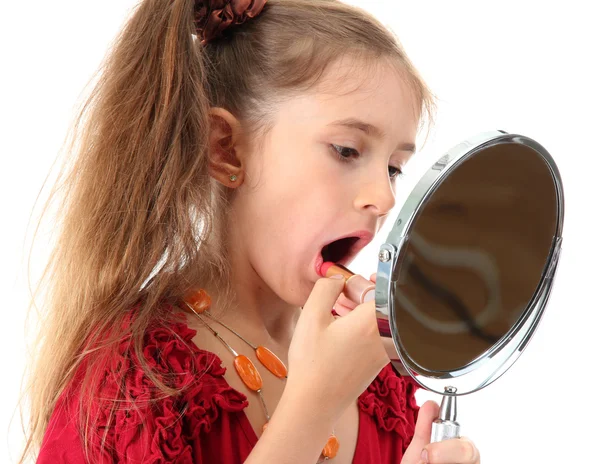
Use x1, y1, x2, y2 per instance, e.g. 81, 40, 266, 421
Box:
206, 107, 246, 187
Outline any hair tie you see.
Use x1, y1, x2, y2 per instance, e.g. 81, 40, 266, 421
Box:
194, 0, 267, 44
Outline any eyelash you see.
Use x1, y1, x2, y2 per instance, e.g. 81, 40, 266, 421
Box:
330, 144, 404, 179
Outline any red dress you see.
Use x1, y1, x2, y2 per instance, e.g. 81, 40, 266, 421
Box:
37, 309, 419, 463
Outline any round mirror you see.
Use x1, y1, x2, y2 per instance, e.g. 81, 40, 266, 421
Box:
374, 131, 564, 439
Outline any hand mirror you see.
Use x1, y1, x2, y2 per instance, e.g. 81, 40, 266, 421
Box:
375, 130, 564, 442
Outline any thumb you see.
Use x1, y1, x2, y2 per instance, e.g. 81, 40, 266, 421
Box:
401, 400, 440, 463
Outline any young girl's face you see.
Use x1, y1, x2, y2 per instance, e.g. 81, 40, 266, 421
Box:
232, 57, 419, 306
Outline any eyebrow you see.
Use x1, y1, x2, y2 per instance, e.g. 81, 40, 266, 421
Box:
327, 117, 416, 154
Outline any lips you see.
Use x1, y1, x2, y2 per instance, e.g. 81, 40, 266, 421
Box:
315, 230, 375, 276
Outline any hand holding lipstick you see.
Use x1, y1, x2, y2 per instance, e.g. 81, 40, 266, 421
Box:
319, 261, 377, 316
324, 264, 408, 373
333, 272, 377, 316
285, 274, 389, 423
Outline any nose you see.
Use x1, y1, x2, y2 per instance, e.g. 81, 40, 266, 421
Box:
353, 168, 396, 218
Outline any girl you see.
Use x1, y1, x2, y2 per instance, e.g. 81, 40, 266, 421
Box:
22, 0, 481, 463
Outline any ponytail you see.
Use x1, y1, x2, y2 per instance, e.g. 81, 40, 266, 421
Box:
20, 1, 233, 461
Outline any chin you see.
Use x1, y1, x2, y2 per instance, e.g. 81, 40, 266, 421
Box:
288, 281, 314, 308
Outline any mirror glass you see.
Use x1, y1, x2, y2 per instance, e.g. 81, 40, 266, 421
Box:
392, 142, 558, 373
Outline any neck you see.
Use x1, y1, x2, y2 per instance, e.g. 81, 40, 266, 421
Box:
207, 280, 301, 348
203, 258, 301, 350
199, 210, 303, 349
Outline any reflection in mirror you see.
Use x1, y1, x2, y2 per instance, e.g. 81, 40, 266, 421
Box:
394, 143, 558, 372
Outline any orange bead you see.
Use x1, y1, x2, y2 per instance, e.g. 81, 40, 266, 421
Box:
322, 435, 340, 459
234, 355, 263, 391
262, 422, 269, 433
256, 346, 287, 379
184, 289, 211, 314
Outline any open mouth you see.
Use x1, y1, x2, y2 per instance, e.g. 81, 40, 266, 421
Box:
315, 230, 374, 277
321, 236, 361, 264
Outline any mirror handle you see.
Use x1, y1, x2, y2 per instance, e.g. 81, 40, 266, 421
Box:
431, 389, 461, 442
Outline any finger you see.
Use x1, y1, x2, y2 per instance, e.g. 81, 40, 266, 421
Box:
333, 300, 354, 317
343, 300, 388, 365
369, 272, 376, 283
424, 436, 479, 464
336, 291, 357, 310
401, 400, 440, 463
344, 298, 376, 324
302, 276, 346, 326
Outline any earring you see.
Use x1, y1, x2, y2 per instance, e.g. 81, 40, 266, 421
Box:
229, 174, 238, 182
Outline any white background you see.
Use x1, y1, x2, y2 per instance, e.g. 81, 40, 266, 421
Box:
1, 1, 598, 463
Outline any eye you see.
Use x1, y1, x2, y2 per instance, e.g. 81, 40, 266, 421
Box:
330, 144, 403, 180
331, 144, 359, 160
388, 165, 403, 179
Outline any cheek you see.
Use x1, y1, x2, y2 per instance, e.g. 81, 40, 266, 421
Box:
243, 143, 343, 249
241, 173, 347, 302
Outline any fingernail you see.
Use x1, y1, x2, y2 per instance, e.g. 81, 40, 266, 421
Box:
420, 449, 428, 463
329, 274, 344, 280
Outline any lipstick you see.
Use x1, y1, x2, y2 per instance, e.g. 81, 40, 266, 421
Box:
319, 261, 375, 304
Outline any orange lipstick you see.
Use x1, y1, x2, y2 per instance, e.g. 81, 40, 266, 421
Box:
319, 261, 375, 304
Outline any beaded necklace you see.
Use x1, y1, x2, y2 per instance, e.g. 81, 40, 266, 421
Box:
182, 289, 340, 461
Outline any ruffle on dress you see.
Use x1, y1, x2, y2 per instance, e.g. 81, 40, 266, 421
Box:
84, 311, 249, 463
357, 363, 420, 452
39, 306, 419, 463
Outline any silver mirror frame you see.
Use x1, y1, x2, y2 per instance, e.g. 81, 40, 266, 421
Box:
375, 130, 564, 396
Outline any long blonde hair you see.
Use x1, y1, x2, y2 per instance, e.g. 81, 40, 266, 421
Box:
20, 0, 435, 461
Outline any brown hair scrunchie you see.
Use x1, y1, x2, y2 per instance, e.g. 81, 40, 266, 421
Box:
194, 0, 267, 44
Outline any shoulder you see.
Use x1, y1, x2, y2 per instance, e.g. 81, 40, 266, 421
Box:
38, 305, 248, 463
